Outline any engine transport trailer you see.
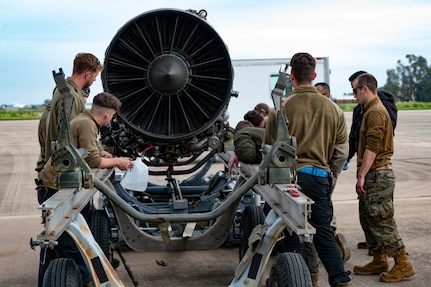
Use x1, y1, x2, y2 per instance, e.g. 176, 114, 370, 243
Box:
31, 8, 316, 287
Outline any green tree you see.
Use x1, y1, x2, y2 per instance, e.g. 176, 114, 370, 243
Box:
385, 54, 431, 102
417, 76, 431, 102
383, 69, 401, 100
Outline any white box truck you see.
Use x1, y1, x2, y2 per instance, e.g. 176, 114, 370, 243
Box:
227, 57, 330, 126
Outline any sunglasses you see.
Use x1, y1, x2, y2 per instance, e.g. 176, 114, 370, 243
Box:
254, 107, 268, 116
352, 86, 363, 95
90, 58, 101, 71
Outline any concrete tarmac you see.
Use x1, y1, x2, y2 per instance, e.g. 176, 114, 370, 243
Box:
0, 110, 430, 286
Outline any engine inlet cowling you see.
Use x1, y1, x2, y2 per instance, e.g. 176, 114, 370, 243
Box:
102, 8, 233, 142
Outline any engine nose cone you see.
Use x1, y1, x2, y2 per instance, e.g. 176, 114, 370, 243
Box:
149, 54, 189, 95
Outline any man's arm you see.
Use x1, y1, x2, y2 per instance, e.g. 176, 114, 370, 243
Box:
330, 109, 349, 178
356, 149, 376, 197
227, 153, 239, 172
330, 142, 348, 178
234, 130, 261, 164
72, 116, 133, 171
99, 157, 133, 171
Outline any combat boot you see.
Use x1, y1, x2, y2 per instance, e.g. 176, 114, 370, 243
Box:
354, 248, 389, 275
310, 271, 318, 287
380, 250, 415, 282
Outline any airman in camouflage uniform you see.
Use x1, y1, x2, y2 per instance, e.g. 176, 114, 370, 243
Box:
348, 70, 398, 254
352, 73, 414, 283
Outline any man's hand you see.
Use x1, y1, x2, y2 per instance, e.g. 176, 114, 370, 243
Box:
117, 157, 134, 171
227, 153, 239, 173
355, 176, 366, 198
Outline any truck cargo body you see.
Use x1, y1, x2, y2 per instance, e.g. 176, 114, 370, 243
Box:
228, 57, 330, 126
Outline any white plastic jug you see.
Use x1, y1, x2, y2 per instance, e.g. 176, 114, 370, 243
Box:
120, 157, 148, 191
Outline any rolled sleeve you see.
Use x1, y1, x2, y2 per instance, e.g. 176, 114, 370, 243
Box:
364, 112, 386, 153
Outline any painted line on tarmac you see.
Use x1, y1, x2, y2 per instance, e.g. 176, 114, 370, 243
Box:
0, 214, 40, 220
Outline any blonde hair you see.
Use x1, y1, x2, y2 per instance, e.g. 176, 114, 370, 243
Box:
73, 53, 103, 74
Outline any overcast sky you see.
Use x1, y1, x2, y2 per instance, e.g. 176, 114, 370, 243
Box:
1, 0, 431, 109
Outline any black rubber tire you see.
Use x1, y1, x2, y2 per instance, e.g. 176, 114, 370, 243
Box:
89, 209, 112, 262
239, 205, 265, 261
266, 252, 312, 287
42, 258, 83, 287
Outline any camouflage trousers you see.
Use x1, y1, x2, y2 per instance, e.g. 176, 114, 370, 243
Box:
358, 165, 405, 257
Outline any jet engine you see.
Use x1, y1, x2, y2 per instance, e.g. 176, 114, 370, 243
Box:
101, 8, 235, 173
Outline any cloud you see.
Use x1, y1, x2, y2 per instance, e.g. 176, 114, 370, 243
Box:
1, 0, 431, 107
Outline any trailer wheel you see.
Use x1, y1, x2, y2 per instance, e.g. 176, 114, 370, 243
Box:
89, 209, 112, 263
266, 252, 312, 287
42, 258, 83, 287
239, 205, 265, 261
